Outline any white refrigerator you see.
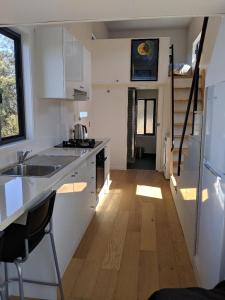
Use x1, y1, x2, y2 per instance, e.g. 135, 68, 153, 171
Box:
196, 81, 225, 288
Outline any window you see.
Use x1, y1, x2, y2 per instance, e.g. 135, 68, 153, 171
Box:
0, 28, 25, 144
136, 99, 156, 135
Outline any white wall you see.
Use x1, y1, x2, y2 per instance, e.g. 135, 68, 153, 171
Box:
201, 17, 221, 69
109, 28, 188, 63
186, 17, 203, 65
88, 37, 170, 170
205, 17, 224, 86
65, 21, 109, 46
90, 87, 128, 170
88, 37, 170, 85
186, 16, 221, 69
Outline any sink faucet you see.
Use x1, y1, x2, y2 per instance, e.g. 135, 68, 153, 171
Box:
17, 150, 31, 164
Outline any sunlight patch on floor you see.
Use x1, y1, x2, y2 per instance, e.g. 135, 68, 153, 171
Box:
180, 187, 197, 201
136, 185, 162, 199
202, 188, 208, 202
96, 179, 115, 212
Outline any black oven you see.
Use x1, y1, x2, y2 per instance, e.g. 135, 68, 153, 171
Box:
96, 149, 107, 195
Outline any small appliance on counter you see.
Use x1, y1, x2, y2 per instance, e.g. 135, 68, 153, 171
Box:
73, 123, 88, 140
55, 139, 102, 149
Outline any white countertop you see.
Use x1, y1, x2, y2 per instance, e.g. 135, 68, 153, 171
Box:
0, 138, 110, 231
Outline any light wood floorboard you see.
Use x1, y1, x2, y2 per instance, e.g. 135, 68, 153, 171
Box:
10, 170, 196, 300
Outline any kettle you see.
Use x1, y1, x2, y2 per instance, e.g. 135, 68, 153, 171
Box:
73, 124, 88, 140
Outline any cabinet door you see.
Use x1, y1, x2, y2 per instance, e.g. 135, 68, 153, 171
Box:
89, 39, 130, 84
36, 25, 65, 99
64, 40, 84, 82
72, 47, 91, 85
76, 161, 94, 229
52, 171, 79, 273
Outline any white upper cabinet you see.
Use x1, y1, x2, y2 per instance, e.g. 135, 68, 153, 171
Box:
36, 25, 91, 100
87, 39, 130, 85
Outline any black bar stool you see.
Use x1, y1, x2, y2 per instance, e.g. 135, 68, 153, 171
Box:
1, 190, 64, 300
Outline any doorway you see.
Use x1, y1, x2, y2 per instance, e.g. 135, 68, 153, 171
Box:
127, 88, 158, 170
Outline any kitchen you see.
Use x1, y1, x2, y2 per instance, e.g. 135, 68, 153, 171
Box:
0, 22, 113, 299
0, 2, 225, 300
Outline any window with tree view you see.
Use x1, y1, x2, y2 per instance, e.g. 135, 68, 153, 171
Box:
136, 99, 156, 135
0, 28, 25, 144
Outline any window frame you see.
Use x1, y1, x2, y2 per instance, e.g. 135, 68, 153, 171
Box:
136, 98, 156, 136
0, 27, 26, 145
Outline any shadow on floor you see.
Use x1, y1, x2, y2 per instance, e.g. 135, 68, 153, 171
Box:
127, 154, 156, 170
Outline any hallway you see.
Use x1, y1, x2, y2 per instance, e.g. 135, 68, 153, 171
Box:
61, 170, 196, 300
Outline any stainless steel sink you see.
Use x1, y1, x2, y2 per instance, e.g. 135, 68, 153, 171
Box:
0, 154, 80, 177
1, 164, 62, 177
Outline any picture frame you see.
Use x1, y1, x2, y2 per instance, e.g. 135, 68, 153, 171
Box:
130, 39, 159, 81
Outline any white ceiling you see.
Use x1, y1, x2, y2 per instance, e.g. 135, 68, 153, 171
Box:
106, 17, 192, 32
0, 0, 224, 26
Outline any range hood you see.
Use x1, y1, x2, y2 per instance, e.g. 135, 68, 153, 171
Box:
73, 89, 89, 101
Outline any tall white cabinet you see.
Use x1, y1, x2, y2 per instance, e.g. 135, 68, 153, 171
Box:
36, 25, 91, 100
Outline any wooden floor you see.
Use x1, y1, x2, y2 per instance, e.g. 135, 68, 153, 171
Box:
11, 170, 196, 300
61, 170, 196, 300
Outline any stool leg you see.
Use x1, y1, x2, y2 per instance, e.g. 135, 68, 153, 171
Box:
4, 263, 9, 299
0, 290, 4, 300
49, 232, 64, 300
0, 287, 6, 300
14, 261, 24, 300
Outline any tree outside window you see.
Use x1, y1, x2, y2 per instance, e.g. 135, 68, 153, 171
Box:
0, 28, 25, 144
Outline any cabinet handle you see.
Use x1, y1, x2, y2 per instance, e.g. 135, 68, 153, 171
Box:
71, 174, 76, 177
91, 162, 95, 165
91, 192, 95, 194
91, 176, 95, 179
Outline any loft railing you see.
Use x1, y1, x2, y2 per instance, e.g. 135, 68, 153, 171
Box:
177, 17, 209, 176
170, 44, 175, 151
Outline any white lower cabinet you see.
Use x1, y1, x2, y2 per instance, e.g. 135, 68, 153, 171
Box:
52, 160, 95, 274
8, 146, 110, 299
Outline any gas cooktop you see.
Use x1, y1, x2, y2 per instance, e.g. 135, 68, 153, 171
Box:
55, 139, 102, 149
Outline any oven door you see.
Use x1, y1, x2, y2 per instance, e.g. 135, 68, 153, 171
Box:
96, 149, 106, 195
